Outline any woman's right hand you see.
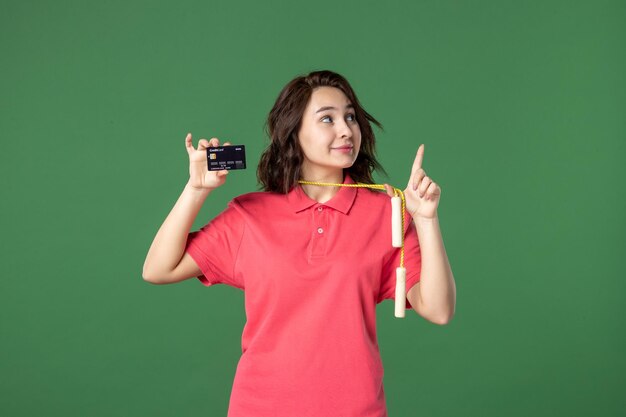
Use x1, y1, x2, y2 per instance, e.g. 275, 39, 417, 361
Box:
185, 133, 231, 191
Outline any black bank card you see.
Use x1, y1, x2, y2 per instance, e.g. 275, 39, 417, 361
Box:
206, 145, 246, 171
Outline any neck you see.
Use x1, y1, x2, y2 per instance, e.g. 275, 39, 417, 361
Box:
299, 170, 345, 204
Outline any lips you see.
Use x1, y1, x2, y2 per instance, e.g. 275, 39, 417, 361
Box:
332, 145, 353, 150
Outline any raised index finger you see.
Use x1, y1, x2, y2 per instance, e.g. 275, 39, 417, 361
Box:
411, 144, 425, 172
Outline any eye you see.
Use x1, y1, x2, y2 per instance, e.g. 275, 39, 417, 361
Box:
321, 113, 357, 123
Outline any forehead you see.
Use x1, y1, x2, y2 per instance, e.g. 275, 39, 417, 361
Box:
306, 87, 351, 110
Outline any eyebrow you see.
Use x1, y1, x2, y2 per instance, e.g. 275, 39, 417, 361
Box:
315, 104, 354, 113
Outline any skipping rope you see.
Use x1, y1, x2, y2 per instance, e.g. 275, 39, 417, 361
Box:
297, 179, 411, 318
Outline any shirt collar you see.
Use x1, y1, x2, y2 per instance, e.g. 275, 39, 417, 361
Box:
287, 172, 358, 214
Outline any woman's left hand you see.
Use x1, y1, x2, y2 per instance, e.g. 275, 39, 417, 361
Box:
383, 144, 441, 220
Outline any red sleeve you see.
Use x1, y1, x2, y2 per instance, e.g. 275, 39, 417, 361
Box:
184, 199, 245, 289
377, 212, 422, 308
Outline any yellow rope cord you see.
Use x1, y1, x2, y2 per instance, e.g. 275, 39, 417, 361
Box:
297, 180, 407, 268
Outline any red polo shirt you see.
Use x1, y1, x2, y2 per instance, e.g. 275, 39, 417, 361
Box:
185, 172, 422, 417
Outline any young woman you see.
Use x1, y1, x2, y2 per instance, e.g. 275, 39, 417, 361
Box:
143, 70, 456, 417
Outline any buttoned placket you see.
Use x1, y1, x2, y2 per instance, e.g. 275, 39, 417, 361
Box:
310, 204, 327, 259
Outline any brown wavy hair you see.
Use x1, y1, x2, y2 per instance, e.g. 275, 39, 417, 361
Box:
256, 69, 389, 193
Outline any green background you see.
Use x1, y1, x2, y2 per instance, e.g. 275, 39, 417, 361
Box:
2, 0, 624, 416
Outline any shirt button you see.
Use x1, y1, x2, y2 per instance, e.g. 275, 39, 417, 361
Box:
317, 227, 324, 234
317, 206, 323, 212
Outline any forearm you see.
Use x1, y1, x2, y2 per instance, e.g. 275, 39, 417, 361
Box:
413, 215, 456, 323
142, 182, 211, 279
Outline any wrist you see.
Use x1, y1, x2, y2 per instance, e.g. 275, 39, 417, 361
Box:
185, 181, 212, 196
412, 214, 439, 227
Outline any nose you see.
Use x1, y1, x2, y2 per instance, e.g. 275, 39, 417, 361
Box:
338, 119, 353, 138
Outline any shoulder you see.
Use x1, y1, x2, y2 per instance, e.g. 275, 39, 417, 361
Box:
232, 190, 282, 205
230, 190, 287, 215
357, 186, 391, 208
354, 186, 412, 229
